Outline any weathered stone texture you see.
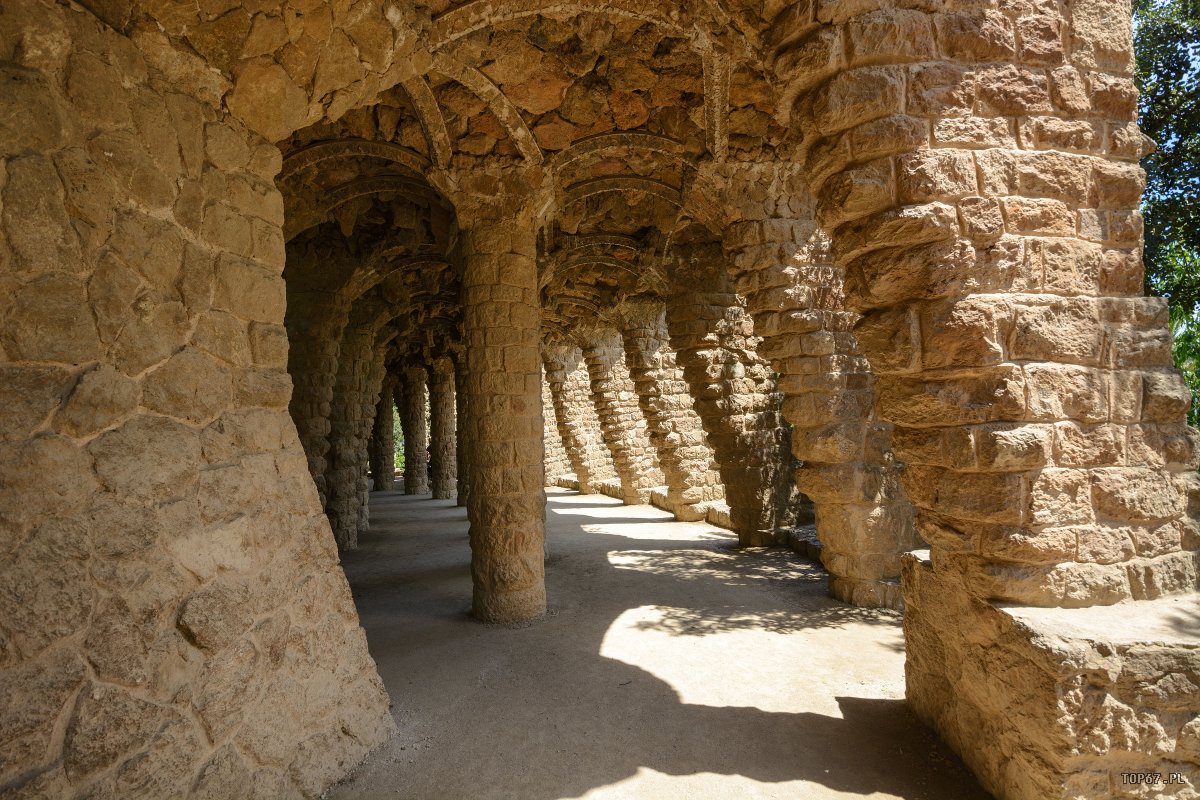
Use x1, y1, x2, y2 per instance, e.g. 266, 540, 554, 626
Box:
543, 345, 620, 495
581, 329, 667, 504
368, 373, 397, 492
429, 357, 458, 500
0, 4, 393, 798
398, 364, 430, 496
541, 370, 574, 484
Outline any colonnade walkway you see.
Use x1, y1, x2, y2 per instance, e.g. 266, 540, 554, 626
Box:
330, 489, 990, 800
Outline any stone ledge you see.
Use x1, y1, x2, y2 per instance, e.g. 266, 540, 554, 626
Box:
904, 552, 1200, 800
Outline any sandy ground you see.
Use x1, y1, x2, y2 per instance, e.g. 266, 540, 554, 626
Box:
330, 488, 991, 800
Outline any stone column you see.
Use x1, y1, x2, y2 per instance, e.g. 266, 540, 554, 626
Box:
459, 176, 546, 623
368, 373, 397, 491
618, 301, 724, 520
453, 355, 469, 507
397, 364, 429, 495
429, 357, 457, 500
715, 161, 919, 607
542, 372, 574, 484
581, 330, 666, 504
324, 294, 395, 549
772, 3, 1200, 794
542, 346, 618, 494
665, 263, 788, 546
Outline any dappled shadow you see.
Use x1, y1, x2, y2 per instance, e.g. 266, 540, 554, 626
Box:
334, 490, 988, 800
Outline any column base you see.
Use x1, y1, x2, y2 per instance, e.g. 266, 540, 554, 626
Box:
472, 585, 547, 625
903, 551, 1200, 800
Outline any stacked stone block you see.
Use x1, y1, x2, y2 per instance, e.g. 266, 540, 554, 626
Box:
581, 330, 667, 504
397, 364, 430, 496
459, 179, 546, 623
368, 373, 397, 491
715, 166, 919, 607
429, 357, 458, 500
542, 370, 575, 484
543, 345, 620, 494
619, 301, 725, 520
324, 295, 397, 549
666, 270, 790, 546
0, 4, 393, 796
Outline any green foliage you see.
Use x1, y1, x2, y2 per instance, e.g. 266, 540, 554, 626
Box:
1134, 0, 1200, 424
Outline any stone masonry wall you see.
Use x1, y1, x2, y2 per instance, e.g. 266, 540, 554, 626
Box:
543, 345, 619, 494
368, 373, 397, 492
666, 265, 790, 546
542, 370, 574, 483
429, 357, 457, 500
398, 364, 429, 495
582, 329, 667, 504
619, 301, 725, 520
0, 3, 392, 796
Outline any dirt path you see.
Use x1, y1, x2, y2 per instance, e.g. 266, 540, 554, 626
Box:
330, 489, 990, 800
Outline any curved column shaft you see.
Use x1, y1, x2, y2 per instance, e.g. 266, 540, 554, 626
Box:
581, 331, 666, 504
398, 365, 430, 495
368, 373, 397, 492
619, 303, 724, 520
454, 356, 469, 507
666, 282, 788, 546
543, 346, 618, 494
542, 372, 574, 483
460, 186, 546, 623
429, 358, 457, 500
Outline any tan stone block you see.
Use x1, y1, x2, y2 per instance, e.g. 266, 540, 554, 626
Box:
918, 297, 1006, 370
2, 272, 101, 363
1012, 298, 1102, 365
981, 524, 1077, 563
935, 11, 1016, 61
891, 424, 976, 468
1016, 15, 1064, 64
896, 149, 978, 203
1092, 467, 1185, 523
1029, 467, 1094, 526
1002, 197, 1076, 235
905, 465, 1025, 524
810, 66, 904, 134
880, 367, 1027, 427
1142, 370, 1193, 422
907, 63, 976, 116
1015, 151, 1094, 204
852, 306, 918, 373
934, 117, 1016, 149
977, 65, 1053, 114
847, 9, 935, 63
849, 114, 929, 161
974, 423, 1052, 470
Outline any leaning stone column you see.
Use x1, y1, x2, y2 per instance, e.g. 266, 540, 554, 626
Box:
774, 1, 1200, 794
542, 372, 574, 484
665, 261, 788, 546
543, 345, 618, 494
429, 357, 457, 500
712, 160, 919, 607
453, 355, 469, 507
458, 175, 546, 623
618, 300, 724, 520
398, 364, 430, 495
581, 330, 666, 504
368, 372, 397, 491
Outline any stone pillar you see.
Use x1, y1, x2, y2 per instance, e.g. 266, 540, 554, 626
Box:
429, 357, 457, 500
459, 177, 546, 623
618, 301, 724, 520
665, 265, 788, 546
543, 345, 619, 494
581, 330, 666, 504
324, 295, 395, 549
454, 355, 469, 508
368, 373, 397, 491
773, 1, 1200, 794
284, 247, 360, 507
542, 372, 574, 484
716, 162, 919, 607
398, 364, 429, 495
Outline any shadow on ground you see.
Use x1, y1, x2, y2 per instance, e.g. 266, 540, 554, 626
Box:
332, 489, 991, 800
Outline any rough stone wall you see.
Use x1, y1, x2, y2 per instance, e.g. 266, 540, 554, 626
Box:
772, 0, 1200, 606
368, 373, 397, 492
666, 266, 789, 546
619, 301, 725, 520
581, 329, 667, 503
428, 357, 457, 500
0, 3, 392, 796
397, 364, 430, 495
324, 296, 395, 549
458, 180, 546, 623
542, 370, 574, 483
283, 246, 359, 509
543, 345, 619, 493
454, 355, 469, 508
715, 164, 919, 607
905, 552, 1200, 799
